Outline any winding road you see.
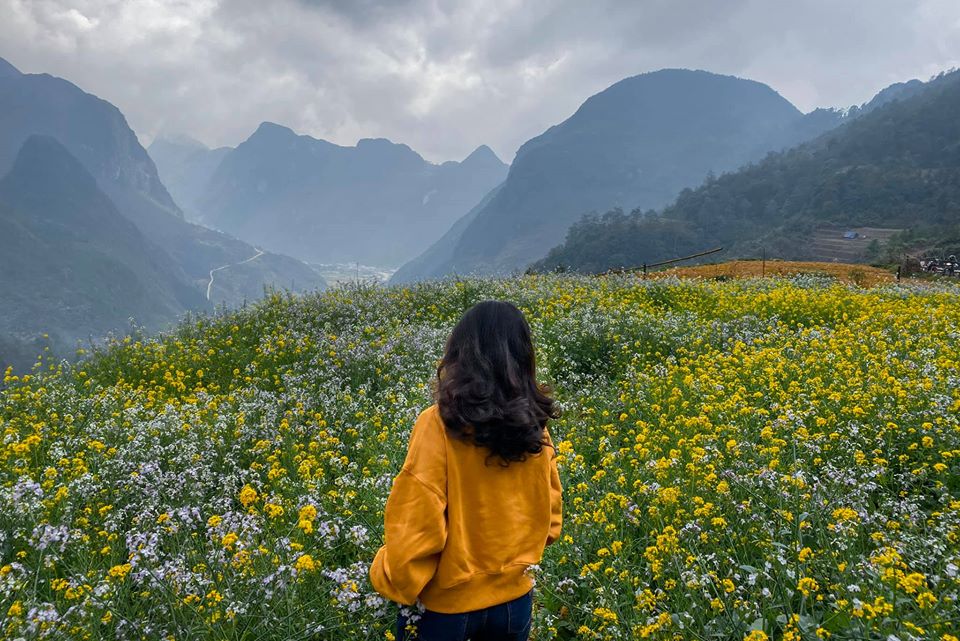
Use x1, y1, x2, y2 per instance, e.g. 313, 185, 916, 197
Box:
206, 248, 265, 301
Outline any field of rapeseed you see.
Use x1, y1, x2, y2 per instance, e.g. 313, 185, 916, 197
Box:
2, 274, 960, 640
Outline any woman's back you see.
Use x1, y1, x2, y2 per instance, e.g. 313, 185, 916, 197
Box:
370, 404, 560, 613
369, 300, 563, 640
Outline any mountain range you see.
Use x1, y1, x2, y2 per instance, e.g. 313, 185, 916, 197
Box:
391, 69, 856, 282
532, 69, 960, 273
2, 51, 954, 368
0, 56, 326, 369
0, 57, 324, 300
150, 124, 508, 267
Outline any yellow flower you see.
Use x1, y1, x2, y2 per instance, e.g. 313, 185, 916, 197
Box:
744, 631, 768, 641
108, 564, 132, 580
916, 591, 937, 609
294, 554, 316, 572
221, 532, 239, 548
239, 484, 258, 508
831, 507, 859, 522
797, 577, 819, 596
592, 607, 617, 625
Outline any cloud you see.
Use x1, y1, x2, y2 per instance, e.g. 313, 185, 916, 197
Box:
1, 0, 958, 162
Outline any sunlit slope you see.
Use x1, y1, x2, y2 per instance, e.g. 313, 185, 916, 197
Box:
2, 274, 959, 639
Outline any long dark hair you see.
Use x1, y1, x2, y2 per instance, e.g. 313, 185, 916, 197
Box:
435, 300, 558, 464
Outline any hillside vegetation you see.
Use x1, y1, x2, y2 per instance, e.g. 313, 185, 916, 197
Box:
533, 70, 960, 274
2, 275, 959, 640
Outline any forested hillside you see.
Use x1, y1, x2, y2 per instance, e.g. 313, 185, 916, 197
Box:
533, 70, 960, 273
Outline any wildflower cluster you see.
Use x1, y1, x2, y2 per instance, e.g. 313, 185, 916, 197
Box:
1, 274, 959, 640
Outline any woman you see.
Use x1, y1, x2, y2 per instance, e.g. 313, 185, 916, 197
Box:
369, 300, 563, 641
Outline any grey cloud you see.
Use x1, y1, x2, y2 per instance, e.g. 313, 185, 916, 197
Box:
1, 0, 958, 162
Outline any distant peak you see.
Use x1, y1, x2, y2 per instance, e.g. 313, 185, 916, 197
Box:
610, 68, 782, 95
15, 134, 80, 165
863, 78, 925, 112
151, 132, 208, 151
252, 121, 296, 138
356, 137, 424, 162
7, 135, 98, 192
461, 144, 504, 167
357, 137, 398, 149
0, 56, 21, 78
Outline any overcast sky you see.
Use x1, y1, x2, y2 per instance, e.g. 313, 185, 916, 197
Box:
2, 0, 959, 163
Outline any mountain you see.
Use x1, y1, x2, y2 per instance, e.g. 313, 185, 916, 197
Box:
195, 122, 508, 267
391, 69, 849, 282
0, 57, 325, 307
0, 61, 184, 233
0, 57, 20, 78
861, 78, 926, 112
530, 70, 960, 273
0, 136, 205, 368
389, 184, 502, 283
148, 135, 232, 221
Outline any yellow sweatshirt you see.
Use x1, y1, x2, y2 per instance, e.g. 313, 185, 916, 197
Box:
369, 404, 563, 613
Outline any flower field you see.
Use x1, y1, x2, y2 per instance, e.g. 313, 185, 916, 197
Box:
2, 274, 960, 640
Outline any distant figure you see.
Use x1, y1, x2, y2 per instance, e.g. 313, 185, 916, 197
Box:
370, 300, 563, 641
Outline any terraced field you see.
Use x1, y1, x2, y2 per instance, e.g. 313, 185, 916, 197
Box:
806, 227, 902, 263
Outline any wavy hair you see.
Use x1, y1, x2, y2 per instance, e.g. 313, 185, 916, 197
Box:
435, 300, 558, 464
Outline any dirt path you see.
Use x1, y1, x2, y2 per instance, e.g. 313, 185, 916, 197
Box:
206, 248, 265, 300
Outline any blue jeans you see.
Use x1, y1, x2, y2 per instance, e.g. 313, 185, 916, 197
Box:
396, 590, 533, 641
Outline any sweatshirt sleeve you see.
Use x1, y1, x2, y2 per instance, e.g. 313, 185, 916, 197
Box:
545, 428, 563, 546
369, 408, 448, 605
